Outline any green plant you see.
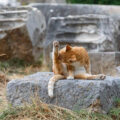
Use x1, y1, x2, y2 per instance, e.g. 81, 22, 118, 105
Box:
74, 109, 112, 120
66, 0, 120, 5
114, 98, 120, 107
0, 107, 18, 120
108, 98, 120, 119
109, 108, 120, 120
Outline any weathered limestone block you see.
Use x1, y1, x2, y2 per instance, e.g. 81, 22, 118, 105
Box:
45, 15, 119, 52
7, 72, 120, 113
89, 52, 120, 76
0, 6, 46, 61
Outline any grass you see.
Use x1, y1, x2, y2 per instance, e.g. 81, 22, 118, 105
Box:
108, 98, 120, 120
0, 58, 120, 120
0, 99, 78, 120
0, 98, 120, 120
0, 57, 49, 79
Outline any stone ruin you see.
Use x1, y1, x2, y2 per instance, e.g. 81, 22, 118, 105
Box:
0, 6, 46, 62
6, 4, 120, 113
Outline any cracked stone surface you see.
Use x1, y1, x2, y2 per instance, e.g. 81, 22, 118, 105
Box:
7, 72, 120, 113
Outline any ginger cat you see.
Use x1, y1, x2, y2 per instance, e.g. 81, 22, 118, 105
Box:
58, 44, 91, 79
48, 41, 106, 98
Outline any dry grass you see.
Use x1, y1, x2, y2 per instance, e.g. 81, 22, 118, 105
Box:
0, 98, 78, 120
1, 97, 119, 120
0, 83, 7, 113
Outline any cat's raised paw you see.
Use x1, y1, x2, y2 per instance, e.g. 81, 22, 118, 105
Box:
53, 41, 59, 48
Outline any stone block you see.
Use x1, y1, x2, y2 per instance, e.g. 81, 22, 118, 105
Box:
0, 6, 46, 61
7, 72, 120, 113
89, 52, 120, 76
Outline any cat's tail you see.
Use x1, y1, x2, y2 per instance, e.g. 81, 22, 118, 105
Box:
48, 74, 65, 98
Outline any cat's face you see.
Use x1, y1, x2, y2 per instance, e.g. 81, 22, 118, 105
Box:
59, 45, 77, 64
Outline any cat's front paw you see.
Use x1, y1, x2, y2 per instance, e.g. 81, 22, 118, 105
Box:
67, 76, 74, 80
97, 74, 106, 80
53, 41, 59, 48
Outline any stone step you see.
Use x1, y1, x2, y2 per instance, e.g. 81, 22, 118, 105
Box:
0, 6, 31, 12
0, 10, 28, 14
0, 10, 28, 19
0, 8, 28, 31
0, 7, 29, 31
0, 19, 26, 31
0, 18, 26, 22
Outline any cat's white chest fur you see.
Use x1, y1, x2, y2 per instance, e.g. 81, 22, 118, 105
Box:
62, 63, 67, 75
71, 62, 86, 75
67, 62, 86, 79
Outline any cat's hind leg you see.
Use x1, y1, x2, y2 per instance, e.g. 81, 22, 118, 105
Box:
75, 73, 106, 80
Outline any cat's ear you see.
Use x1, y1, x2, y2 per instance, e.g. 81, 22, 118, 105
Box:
66, 45, 72, 52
